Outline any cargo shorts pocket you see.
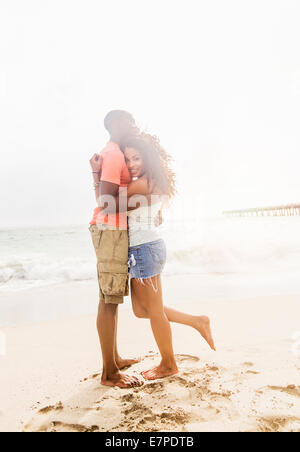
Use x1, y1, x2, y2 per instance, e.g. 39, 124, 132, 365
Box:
113, 231, 129, 264
98, 272, 129, 297
89, 225, 102, 251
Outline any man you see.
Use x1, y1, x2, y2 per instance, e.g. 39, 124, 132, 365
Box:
89, 110, 143, 388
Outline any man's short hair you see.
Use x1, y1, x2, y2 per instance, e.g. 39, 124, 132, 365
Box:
104, 110, 135, 133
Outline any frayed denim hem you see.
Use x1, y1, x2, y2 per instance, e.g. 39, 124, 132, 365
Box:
130, 273, 161, 293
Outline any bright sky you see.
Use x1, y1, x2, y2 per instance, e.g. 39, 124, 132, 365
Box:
0, 0, 299, 227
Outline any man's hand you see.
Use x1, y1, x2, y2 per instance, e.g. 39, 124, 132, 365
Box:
89, 154, 103, 173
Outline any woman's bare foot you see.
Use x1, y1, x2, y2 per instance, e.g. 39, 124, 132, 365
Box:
101, 371, 143, 389
141, 363, 178, 381
193, 316, 216, 351
116, 358, 141, 370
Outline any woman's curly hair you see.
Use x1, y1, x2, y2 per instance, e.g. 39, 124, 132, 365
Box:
121, 131, 176, 201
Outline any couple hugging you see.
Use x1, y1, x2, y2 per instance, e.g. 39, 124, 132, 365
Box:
89, 110, 215, 389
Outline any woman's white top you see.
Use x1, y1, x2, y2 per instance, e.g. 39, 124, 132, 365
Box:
127, 201, 162, 247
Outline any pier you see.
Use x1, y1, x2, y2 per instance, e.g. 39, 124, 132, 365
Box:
223, 204, 300, 217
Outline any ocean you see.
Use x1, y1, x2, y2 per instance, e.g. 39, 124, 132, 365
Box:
1, 215, 300, 297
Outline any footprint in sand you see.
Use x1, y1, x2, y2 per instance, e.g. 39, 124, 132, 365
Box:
250, 384, 300, 432
268, 385, 300, 398
142, 382, 165, 394
142, 353, 200, 367
48, 421, 99, 433
175, 354, 200, 363
38, 402, 63, 414
257, 415, 300, 433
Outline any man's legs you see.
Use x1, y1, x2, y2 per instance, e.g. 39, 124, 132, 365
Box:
113, 308, 140, 370
97, 299, 143, 388
91, 226, 141, 387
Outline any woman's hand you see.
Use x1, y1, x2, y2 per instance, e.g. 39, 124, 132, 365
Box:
154, 208, 163, 227
89, 154, 103, 173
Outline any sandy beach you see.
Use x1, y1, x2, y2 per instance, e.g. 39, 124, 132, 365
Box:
0, 277, 299, 433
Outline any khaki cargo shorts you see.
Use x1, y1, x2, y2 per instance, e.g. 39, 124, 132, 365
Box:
89, 224, 129, 304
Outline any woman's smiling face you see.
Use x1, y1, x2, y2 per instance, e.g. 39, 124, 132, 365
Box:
124, 147, 145, 178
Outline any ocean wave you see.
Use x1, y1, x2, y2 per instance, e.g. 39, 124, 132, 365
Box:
1, 218, 300, 291
165, 241, 300, 275
1, 239, 299, 292
0, 254, 96, 290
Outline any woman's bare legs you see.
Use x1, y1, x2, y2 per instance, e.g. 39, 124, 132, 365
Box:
163, 307, 216, 351
131, 276, 178, 380
131, 278, 216, 351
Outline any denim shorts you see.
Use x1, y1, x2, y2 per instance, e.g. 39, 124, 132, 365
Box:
128, 239, 167, 280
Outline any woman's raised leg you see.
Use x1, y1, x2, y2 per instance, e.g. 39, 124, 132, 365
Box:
131, 278, 216, 351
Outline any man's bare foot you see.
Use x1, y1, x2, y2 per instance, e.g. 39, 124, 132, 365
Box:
101, 371, 143, 389
141, 363, 178, 381
193, 316, 216, 351
116, 358, 141, 370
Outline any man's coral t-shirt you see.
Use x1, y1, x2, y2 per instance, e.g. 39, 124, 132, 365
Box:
90, 142, 130, 230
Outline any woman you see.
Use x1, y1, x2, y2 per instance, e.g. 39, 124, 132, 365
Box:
101, 134, 216, 381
